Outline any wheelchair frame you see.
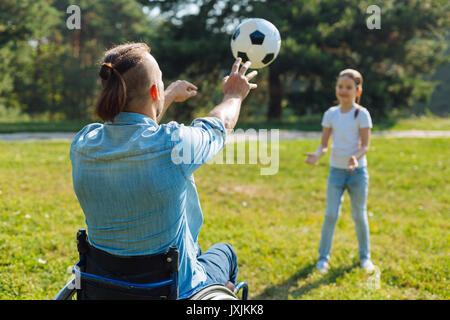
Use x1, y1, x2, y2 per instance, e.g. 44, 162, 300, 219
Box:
54, 229, 248, 300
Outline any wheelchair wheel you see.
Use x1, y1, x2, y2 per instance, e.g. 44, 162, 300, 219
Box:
53, 277, 76, 300
188, 284, 239, 300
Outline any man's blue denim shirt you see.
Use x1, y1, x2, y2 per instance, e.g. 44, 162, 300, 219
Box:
69, 111, 227, 298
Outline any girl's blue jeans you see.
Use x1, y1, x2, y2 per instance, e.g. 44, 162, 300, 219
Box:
318, 166, 371, 262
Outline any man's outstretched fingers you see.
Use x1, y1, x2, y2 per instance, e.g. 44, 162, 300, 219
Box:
246, 70, 258, 81
186, 81, 198, 91
222, 76, 229, 85
249, 83, 257, 89
239, 61, 252, 75
231, 58, 241, 74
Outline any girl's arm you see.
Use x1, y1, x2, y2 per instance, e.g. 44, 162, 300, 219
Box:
304, 126, 332, 165
347, 128, 371, 170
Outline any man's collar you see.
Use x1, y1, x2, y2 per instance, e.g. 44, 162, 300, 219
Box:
107, 112, 158, 126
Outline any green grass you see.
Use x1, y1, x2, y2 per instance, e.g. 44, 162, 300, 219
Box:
0, 120, 93, 134
0, 138, 449, 299
0, 114, 448, 133
236, 114, 450, 131
377, 114, 450, 131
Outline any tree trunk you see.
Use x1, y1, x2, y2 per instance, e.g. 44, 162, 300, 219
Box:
29, 39, 42, 114
267, 68, 283, 120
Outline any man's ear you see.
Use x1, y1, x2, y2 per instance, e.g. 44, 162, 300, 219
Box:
150, 84, 159, 100
357, 88, 363, 96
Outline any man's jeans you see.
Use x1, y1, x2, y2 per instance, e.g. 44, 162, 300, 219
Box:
197, 243, 238, 286
318, 166, 371, 262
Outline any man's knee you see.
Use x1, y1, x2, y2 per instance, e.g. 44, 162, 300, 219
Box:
200, 242, 239, 284
213, 242, 238, 264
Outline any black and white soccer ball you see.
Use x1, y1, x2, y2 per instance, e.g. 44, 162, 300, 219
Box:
231, 18, 281, 69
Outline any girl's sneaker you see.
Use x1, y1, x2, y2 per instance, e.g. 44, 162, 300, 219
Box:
316, 260, 329, 274
360, 259, 375, 273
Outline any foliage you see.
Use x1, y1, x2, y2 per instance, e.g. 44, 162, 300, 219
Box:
1, 0, 155, 120
0, 0, 449, 122
0, 0, 59, 112
147, 0, 449, 120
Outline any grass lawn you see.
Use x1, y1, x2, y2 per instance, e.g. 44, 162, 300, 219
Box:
0, 137, 448, 299
0, 114, 448, 133
236, 114, 450, 131
0, 120, 93, 134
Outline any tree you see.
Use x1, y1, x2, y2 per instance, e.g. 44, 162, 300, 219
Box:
2, 0, 448, 122
141, 0, 449, 121
248, 0, 450, 120
0, 0, 59, 114
45, 0, 156, 119
2, 0, 157, 120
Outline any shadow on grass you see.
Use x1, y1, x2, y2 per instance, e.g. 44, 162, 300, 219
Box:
253, 261, 358, 300
373, 117, 397, 131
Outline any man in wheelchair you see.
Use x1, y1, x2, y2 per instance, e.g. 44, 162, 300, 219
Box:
57, 43, 256, 300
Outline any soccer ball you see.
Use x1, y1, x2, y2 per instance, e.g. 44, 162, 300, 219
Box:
230, 18, 281, 69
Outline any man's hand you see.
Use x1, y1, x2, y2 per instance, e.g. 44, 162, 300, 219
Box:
222, 58, 257, 100
165, 80, 198, 103
209, 58, 258, 130
158, 80, 197, 123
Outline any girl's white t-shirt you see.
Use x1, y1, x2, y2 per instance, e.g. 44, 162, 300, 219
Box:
321, 104, 373, 169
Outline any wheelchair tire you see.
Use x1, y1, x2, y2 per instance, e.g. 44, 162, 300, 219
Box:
189, 284, 239, 300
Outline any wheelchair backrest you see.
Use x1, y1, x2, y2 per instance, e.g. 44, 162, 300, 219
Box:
75, 229, 179, 300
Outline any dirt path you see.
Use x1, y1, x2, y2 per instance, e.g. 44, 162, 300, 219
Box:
0, 130, 448, 142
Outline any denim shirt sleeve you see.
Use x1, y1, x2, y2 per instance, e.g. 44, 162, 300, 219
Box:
170, 116, 226, 177
69, 123, 103, 159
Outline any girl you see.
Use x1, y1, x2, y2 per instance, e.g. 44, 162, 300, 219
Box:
304, 69, 375, 274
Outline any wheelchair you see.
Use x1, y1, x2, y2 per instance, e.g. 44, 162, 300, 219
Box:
54, 229, 248, 300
